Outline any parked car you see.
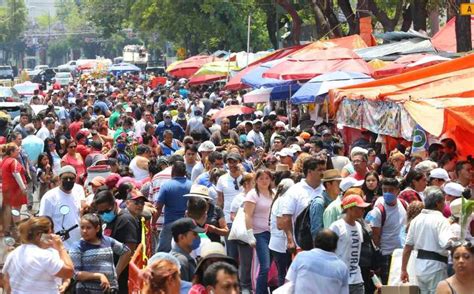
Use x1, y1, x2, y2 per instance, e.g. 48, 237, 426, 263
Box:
52, 72, 73, 86
34, 65, 49, 71
13, 82, 40, 103
31, 68, 56, 85
0, 102, 32, 120
0, 87, 20, 102
0, 66, 14, 81
57, 60, 77, 72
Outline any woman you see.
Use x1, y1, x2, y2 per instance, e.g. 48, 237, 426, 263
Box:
399, 170, 427, 204
388, 150, 405, 178
61, 139, 86, 182
436, 244, 474, 294
142, 259, 181, 294
37, 152, 54, 200
206, 168, 229, 242
69, 213, 131, 293
44, 137, 62, 176
269, 178, 294, 287
2, 216, 74, 293
362, 171, 381, 208
243, 169, 273, 294
229, 173, 255, 293
1, 143, 28, 236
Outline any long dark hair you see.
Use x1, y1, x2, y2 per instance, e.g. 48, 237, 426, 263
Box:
37, 152, 50, 171
44, 137, 56, 166
81, 213, 103, 238
362, 171, 381, 202
254, 169, 273, 197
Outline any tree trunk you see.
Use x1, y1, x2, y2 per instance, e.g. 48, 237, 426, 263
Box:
429, 10, 440, 36
447, 0, 456, 20
368, 0, 403, 32
315, 0, 342, 37
401, 3, 413, 31
276, 0, 302, 45
265, 9, 279, 49
308, 0, 332, 39
412, 0, 428, 32
456, 0, 473, 52
338, 0, 357, 35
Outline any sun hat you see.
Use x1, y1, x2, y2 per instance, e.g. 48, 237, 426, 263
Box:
198, 141, 216, 152
195, 242, 238, 276
322, 169, 343, 182
183, 185, 211, 199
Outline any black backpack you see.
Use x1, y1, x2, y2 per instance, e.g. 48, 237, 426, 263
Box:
294, 201, 314, 251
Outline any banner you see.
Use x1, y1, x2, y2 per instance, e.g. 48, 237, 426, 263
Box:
411, 124, 429, 156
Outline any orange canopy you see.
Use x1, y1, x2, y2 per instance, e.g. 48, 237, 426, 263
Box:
332, 53, 474, 103
432, 16, 474, 53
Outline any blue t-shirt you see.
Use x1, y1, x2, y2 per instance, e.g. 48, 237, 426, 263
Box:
156, 177, 192, 224
93, 100, 109, 114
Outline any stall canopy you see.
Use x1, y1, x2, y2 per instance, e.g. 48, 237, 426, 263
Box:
262, 47, 372, 81
188, 74, 226, 86
355, 38, 437, 61
193, 61, 240, 77
290, 71, 372, 105
224, 44, 306, 91
432, 16, 474, 53
243, 84, 301, 103
372, 54, 450, 79
167, 55, 219, 78
241, 59, 295, 88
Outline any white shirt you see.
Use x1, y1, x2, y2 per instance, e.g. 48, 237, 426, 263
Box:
329, 219, 364, 285
134, 119, 147, 138
39, 184, 85, 249
405, 209, 453, 276
129, 156, 149, 182
367, 198, 407, 255
269, 196, 287, 253
3, 244, 63, 294
216, 173, 243, 223
286, 248, 349, 294
246, 130, 265, 148
36, 126, 53, 141
191, 162, 205, 183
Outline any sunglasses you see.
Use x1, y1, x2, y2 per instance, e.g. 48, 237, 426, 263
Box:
233, 179, 239, 190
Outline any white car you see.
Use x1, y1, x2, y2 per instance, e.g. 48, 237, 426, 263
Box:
53, 72, 73, 86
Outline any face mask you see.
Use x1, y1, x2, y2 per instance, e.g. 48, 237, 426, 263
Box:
164, 118, 172, 124
100, 211, 116, 223
383, 192, 397, 204
191, 235, 201, 250
117, 143, 126, 151
61, 179, 75, 192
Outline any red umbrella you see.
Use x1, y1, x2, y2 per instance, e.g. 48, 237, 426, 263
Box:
212, 105, 254, 120
168, 55, 219, 78
188, 74, 226, 86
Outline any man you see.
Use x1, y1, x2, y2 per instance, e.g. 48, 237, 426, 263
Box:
109, 103, 124, 129
134, 110, 153, 138
13, 112, 29, 138
184, 144, 198, 179
195, 151, 225, 188
241, 141, 255, 173
39, 165, 85, 249
401, 186, 454, 294
321, 129, 334, 155
210, 118, 239, 150
216, 153, 243, 259
170, 217, 205, 282
36, 117, 55, 140
278, 157, 326, 252
428, 168, 450, 187
194, 115, 215, 142
69, 112, 83, 140
331, 143, 351, 172
154, 161, 192, 252
286, 229, 349, 294
186, 107, 204, 135
323, 177, 363, 228
190, 141, 216, 182
275, 148, 295, 170
442, 182, 464, 217
84, 140, 105, 168
366, 178, 407, 284
345, 150, 369, 180
155, 111, 185, 141
246, 119, 265, 149
129, 144, 152, 182
329, 194, 369, 294
270, 121, 286, 146
309, 169, 342, 239
93, 93, 111, 117
271, 135, 285, 153
455, 161, 473, 192
203, 262, 240, 294
75, 130, 91, 160
21, 123, 44, 165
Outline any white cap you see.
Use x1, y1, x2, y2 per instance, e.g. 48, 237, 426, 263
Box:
450, 198, 463, 217
252, 119, 262, 124
255, 111, 263, 117
275, 121, 286, 128
350, 146, 368, 158
429, 168, 450, 181
339, 177, 364, 192
289, 144, 302, 153
198, 141, 216, 152
444, 182, 464, 197
275, 148, 295, 158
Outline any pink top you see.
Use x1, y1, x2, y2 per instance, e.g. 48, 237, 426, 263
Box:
244, 188, 273, 234
61, 153, 86, 180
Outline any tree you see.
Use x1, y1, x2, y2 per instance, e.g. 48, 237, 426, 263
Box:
456, 0, 472, 52
0, 0, 27, 63
368, 0, 404, 32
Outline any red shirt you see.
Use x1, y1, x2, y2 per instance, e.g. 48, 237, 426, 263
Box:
69, 121, 83, 140
76, 144, 91, 161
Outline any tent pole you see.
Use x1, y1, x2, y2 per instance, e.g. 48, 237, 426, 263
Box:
246, 14, 252, 67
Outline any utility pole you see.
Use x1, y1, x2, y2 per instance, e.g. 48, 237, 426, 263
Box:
456, 0, 473, 52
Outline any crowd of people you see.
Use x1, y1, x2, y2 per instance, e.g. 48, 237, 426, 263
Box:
0, 72, 473, 294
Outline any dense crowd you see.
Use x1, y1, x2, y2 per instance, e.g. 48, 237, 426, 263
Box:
0, 72, 473, 294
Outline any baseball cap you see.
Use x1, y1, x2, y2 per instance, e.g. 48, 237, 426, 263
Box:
275, 148, 295, 158
184, 185, 211, 199
339, 177, 364, 192
198, 141, 216, 152
89, 176, 105, 187
105, 173, 121, 190
171, 218, 205, 239
429, 168, 450, 181
255, 111, 263, 117
226, 152, 242, 162
289, 144, 302, 153
252, 119, 262, 125
341, 194, 370, 210
275, 121, 286, 128
300, 132, 311, 140
321, 129, 332, 136
59, 165, 76, 176
444, 182, 464, 198
126, 189, 149, 201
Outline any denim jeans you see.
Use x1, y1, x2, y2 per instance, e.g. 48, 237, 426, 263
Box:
225, 223, 239, 261
237, 241, 253, 292
271, 250, 291, 287
157, 223, 173, 252
255, 231, 271, 294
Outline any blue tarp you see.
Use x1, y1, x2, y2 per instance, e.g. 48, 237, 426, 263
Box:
290, 71, 372, 105
241, 59, 297, 88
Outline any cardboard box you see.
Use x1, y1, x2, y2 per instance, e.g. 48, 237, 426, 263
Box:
381, 285, 420, 294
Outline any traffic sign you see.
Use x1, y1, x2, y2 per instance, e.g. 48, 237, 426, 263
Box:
460, 3, 474, 15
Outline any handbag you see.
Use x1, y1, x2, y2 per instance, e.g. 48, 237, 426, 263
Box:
228, 207, 249, 243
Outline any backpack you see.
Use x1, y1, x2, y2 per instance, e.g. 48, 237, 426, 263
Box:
294, 201, 314, 251
376, 199, 408, 227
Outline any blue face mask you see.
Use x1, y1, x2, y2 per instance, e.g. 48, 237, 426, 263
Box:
100, 211, 116, 223
383, 192, 397, 204
191, 235, 201, 251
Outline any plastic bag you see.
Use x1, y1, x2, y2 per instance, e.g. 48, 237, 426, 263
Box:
228, 207, 249, 243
